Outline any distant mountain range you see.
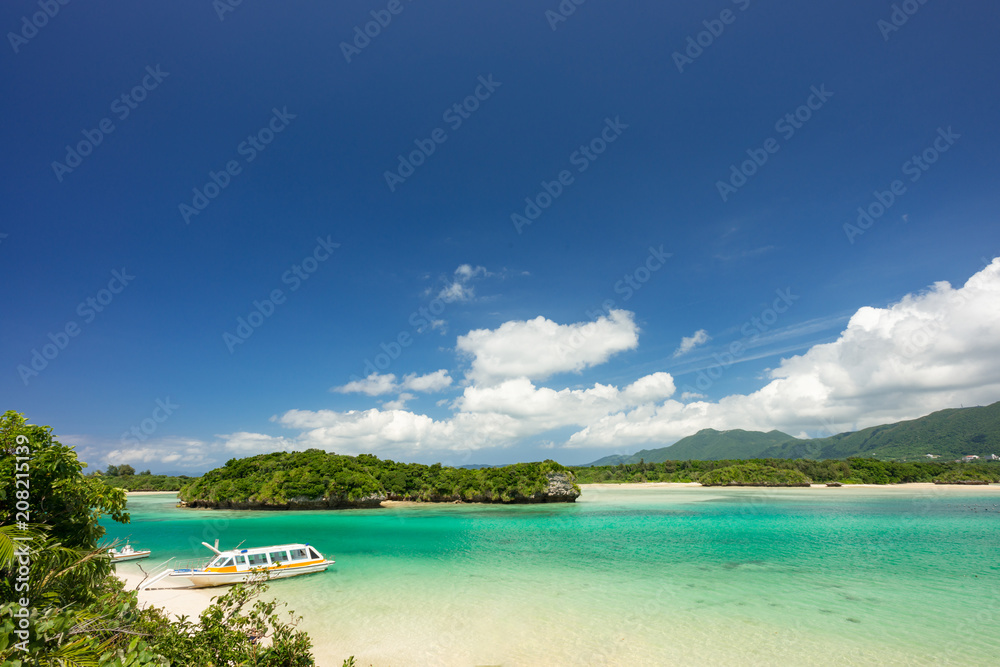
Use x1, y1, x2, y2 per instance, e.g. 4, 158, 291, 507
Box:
587, 429, 794, 466
584, 401, 1000, 465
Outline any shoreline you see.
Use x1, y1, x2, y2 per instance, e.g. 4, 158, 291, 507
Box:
113, 566, 337, 665
113, 567, 216, 621
579, 481, 1000, 490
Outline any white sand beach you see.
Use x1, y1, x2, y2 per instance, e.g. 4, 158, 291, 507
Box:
125, 490, 179, 496
114, 566, 216, 621
579, 481, 1000, 491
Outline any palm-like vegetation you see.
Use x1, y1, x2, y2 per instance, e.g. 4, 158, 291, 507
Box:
0, 411, 320, 666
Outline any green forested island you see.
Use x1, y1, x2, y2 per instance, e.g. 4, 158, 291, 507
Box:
93, 465, 192, 491
179, 450, 581, 508
587, 402, 1000, 464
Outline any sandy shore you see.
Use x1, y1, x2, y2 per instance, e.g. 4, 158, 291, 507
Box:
114, 566, 338, 665
114, 566, 216, 620
580, 481, 1000, 491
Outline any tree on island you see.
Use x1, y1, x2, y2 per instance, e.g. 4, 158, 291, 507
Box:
103, 463, 136, 477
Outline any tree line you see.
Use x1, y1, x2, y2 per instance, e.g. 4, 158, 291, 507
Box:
180, 449, 579, 506
570, 457, 1000, 485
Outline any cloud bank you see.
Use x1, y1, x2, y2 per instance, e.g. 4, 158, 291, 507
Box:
115, 259, 1000, 467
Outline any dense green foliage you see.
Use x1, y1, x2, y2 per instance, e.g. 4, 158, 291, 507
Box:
1, 411, 128, 549
583, 401, 1000, 463
932, 467, 1000, 483
0, 411, 323, 666
571, 457, 1000, 485
180, 449, 578, 506
147, 572, 314, 667
104, 464, 138, 477
100, 474, 192, 492
698, 463, 811, 486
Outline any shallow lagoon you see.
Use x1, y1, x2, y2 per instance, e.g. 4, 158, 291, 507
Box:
108, 486, 1000, 665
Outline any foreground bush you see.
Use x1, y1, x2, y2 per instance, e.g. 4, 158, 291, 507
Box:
0, 411, 319, 666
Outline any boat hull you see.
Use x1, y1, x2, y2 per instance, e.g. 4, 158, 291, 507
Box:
170, 561, 333, 588
111, 551, 151, 562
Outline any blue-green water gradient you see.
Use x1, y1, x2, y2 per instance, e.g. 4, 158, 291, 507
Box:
105, 486, 1000, 666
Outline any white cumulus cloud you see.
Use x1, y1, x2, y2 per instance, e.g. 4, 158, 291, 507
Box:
567, 258, 1000, 448
673, 329, 711, 357
456, 309, 639, 385
209, 259, 1000, 463
332, 370, 453, 396
331, 372, 399, 396
434, 264, 492, 303
401, 369, 453, 393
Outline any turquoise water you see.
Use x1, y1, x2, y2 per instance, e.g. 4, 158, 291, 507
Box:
105, 486, 1000, 666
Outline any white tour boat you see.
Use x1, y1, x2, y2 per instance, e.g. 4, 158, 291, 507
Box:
109, 543, 151, 562
165, 542, 333, 588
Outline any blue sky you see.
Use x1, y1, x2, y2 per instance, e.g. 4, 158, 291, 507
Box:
3, 0, 999, 472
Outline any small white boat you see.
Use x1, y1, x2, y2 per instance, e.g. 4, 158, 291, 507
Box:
109, 543, 151, 562
167, 542, 333, 588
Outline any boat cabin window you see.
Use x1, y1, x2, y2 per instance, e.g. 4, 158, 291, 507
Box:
290, 548, 308, 560
237, 555, 249, 567
210, 556, 235, 568
268, 551, 287, 565
308, 548, 321, 560
248, 553, 268, 567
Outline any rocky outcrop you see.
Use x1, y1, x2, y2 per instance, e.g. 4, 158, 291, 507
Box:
543, 471, 581, 502
183, 493, 387, 510
705, 481, 812, 487
934, 480, 990, 485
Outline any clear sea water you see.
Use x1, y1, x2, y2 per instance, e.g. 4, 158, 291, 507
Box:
105, 486, 1000, 666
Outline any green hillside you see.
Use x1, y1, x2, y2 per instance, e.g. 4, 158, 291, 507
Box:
587, 428, 796, 465
759, 402, 1000, 461
585, 401, 1000, 464
654, 428, 796, 461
